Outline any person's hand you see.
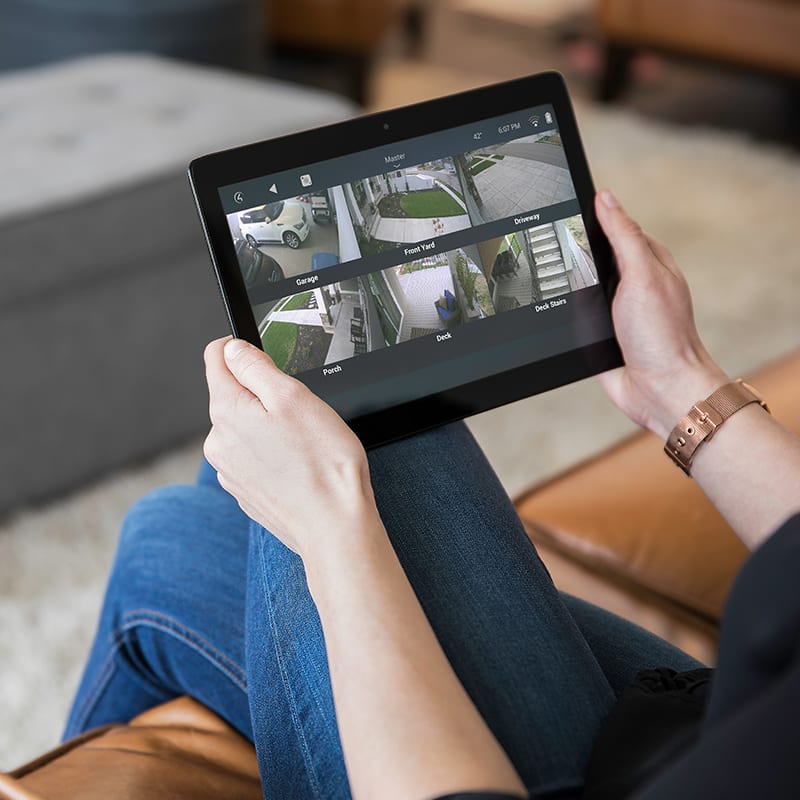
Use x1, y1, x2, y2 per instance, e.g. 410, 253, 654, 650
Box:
595, 189, 729, 439
203, 337, 381, 561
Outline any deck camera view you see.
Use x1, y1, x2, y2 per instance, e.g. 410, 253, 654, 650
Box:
253, 214, 598, 376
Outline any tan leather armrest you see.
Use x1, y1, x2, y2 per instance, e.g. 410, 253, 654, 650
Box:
594, 0, 800, 77
515, 349, 800, 622
2, 698, 260, 800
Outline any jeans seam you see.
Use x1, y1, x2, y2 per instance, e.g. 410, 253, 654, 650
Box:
68, 645, 121, 735
117, 609, 248, 693
259, 535, 325, 800
121, 608, 247, 685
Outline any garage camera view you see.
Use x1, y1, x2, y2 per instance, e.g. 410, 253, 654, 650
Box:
226, 193, 344, 283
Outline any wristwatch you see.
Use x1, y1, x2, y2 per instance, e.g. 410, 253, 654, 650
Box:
665, 379, 770, 475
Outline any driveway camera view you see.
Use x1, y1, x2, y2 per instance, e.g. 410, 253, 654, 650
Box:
343, 158, 472, 255
455, 132, 576, 226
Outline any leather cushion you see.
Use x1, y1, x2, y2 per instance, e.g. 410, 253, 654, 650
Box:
0, 697, 261, 800
515, 349, 800, 622
595, 0, 800, 77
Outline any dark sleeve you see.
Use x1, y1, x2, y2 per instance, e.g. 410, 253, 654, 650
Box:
632, 512, 800, 799
430, 794, 531, 800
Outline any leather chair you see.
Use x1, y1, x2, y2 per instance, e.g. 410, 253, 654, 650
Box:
0, 698, 261, 800
515, 348, 800, 665
2, 348, 797, 798
594, 0, 800, 100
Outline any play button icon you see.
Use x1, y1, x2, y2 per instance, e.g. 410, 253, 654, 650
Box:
269, 183, 278, 194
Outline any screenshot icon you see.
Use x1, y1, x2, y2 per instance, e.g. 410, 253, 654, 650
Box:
300, 174, 313, 187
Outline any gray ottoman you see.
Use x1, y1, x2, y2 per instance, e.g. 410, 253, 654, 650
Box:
0, 0, 265, 73
0, 54, 354, 515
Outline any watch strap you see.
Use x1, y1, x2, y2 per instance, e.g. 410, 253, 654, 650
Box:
665, 379, 769, 475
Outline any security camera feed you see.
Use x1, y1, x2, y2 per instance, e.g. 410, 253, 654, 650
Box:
218, 103, 614, 416
225, 128, 577, 284
226, 192, 344, 281
256, 214, 598, 376
343, 157, 473, 255
255, 279, 377, 375
454, 133, 576, 226
475, 215, 598, 311
255, 252, 489, 377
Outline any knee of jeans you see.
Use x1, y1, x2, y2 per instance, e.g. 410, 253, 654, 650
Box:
110, 485, 202, 600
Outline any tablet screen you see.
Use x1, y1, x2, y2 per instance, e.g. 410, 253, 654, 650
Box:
215, 103, 614, 420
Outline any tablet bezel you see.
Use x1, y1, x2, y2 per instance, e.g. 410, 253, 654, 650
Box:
189, 71, 622, 448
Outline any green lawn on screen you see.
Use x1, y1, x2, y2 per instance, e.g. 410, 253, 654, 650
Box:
400, 189, 464, 218
469, 160, 496, 177
261, 321, 298, 371
281, 290, 313, 311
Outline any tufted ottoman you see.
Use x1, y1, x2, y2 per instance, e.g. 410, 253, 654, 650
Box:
0, 54, 354, 515
0, 0, 265, 73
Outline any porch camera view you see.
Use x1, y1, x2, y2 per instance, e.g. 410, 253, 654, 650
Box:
342, 157, 472, 255
473, 215, 598, 312
454, 132, 577, 226
255, 278, 385, 376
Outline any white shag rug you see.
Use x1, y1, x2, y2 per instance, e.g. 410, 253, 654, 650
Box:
1, 102, 799, 770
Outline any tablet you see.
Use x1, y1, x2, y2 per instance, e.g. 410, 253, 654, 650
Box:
189, 71, 621, 448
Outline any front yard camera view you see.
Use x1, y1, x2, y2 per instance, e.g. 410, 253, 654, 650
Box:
343, 157, 472, 254
253, 214, 598, 377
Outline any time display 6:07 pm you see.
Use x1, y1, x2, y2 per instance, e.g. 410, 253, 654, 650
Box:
497, 122, 522, 134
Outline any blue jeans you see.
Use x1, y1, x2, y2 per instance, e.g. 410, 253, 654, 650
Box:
64, 422, 700, 798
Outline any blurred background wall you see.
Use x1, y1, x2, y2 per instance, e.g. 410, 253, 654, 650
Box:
1, 0, 799, 771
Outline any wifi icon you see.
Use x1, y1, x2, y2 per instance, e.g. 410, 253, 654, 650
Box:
528, 115, 540, 127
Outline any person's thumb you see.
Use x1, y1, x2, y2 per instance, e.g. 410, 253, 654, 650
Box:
595, 190, 656, 281
223, 338, 280, 399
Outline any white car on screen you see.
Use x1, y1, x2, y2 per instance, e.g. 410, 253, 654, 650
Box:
238, 200, 310, 249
